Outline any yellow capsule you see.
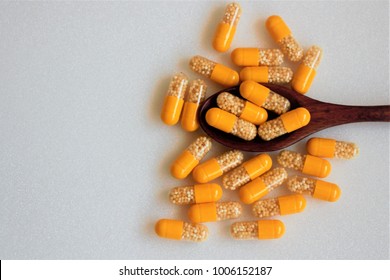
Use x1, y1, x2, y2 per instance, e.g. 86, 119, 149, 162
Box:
155, 219, 208, 242
277, 150, 331, 178
181, 79, 207, 132
171, 136, 212, 179
258, 108, 311, 141
222, 153, 272, 190
192, 150, 244, 183
188, 201, 242, 223
239, 81, 290, 114
216, 92, 268, 125
287, 176, 341, 202
169, 183, 223, 205
240, 66, 293, 84
189, 55, 239, 87
266, 15, 303, 62
161, 72, 188, 125
231, 48, 284, 66
292, 46, 323, 94
306, 137, 359, 159
252, 194, 306, 218
205, 108, 257, 141
239, 167, 287, 204
230, 220, 285, 240
213, 3, 241, 52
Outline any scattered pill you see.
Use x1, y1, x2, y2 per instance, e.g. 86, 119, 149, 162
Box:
231, 48, 284, 66
266, 15, 303, 62
155, 219, 208, 242
252, 194, 306, 218
230, 220, 285, 239
306, 137, 359, 159
171, 136, 212, 179
206, 108, 257, 141
277, 150, 331, 178
222, 153, 272, 190
216, 92, 268, 125
287, 176, 341, 202
161, 72, 189, 125
192, 150, 244, 183
181, 79, 207, 132
257, 107, 311, 141
240, 66, 293, 84
169, 183, 223, 205
189, 55, 239, 87
188, 201, 242, 223
239, 167, 288, 204
239, 81, 290, 114
213, 2, 241, 52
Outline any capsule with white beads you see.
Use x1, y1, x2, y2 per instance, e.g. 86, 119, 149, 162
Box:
169, 183, 223, 205
231, 48, 284, 66
230, 220, 285, 240
252, 194, 306, 218
188, 201, 242, 223
213, 3, 241, 52
181, 79, 207, 132
306, 137, 359, 159
155, 219, 208, 242
240, 66, 293, 84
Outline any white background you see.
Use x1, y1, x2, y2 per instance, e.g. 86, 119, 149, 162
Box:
0, 1, 388, 259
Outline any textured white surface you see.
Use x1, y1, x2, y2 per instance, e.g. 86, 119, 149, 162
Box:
0, 1, 388, 259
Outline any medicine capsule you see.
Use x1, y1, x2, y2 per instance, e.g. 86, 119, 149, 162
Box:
258, 107, 311, 141
161, 72, 189, 125
216, 92, 268, 125
231, 48, 284, 66
192, 150, 244, 183
169, 183, 223, 205
189, 55, 239, 87
188, 201, 242, 223
306, 137, 359, 159
222, 153, 272, 190
155, 219, 208, 242
230, 220, 285, 240
252, 194, 306, 218
239, 167, 288, 204
171, 136, 212, 179
206, 108, 257, 141
277, 150, 331, 178
292, 46, 323, 94
240, 81, 290, 114
287, 176, 341, 202
266, 15, 303, 62
181, 79, 207, 132
213, 2, 241, 52
240, 66, 293, 84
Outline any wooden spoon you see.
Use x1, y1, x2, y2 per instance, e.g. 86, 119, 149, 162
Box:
198, 84, 390, 152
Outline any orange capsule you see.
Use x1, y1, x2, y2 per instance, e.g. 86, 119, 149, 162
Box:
213, 3, 241, 52
306, 137, 359, 159
240, 66, 293, 84
292, 46, 323, 94
252, 194, 306, 218
169, 183, 223, 205
188, 201, 242, 223
155, 219, 208, 242
181, 79, 207, 132
231, 48, 284, 66
230, 220, 285, 239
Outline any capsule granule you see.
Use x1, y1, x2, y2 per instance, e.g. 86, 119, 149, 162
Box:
239, 167, 288, 204
188, 201, 242, 223
287, 176, 341, 202
155, 219, 208, 242
217, 92, 268, 125
189, 55, 239, 87
161, 72, 189, 125
192, 150, 244, 183
181, 79, 207, 132
171, 136, 212, 179
258, 108, 310, 141
231, 48, 284, 66
240, 81, 290, 114
169, 183, 223, 205
230, 220, 285, 239
266, 15, 303, 62
222, 154, 272, 190
292, 46, 323, 94
306, 137, 359, 159
277, 150, 331, 178
213, 3, 241, 52
206, 108, 257, 141
252, 194, 306, 218
240, 66, 293, 84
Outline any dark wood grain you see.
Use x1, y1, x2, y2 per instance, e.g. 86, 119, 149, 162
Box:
198, 84, 390, 152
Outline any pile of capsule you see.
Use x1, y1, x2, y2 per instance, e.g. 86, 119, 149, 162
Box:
156, 2, 359, 242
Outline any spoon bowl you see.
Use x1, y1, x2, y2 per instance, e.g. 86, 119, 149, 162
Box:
198, 84, 390, 152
